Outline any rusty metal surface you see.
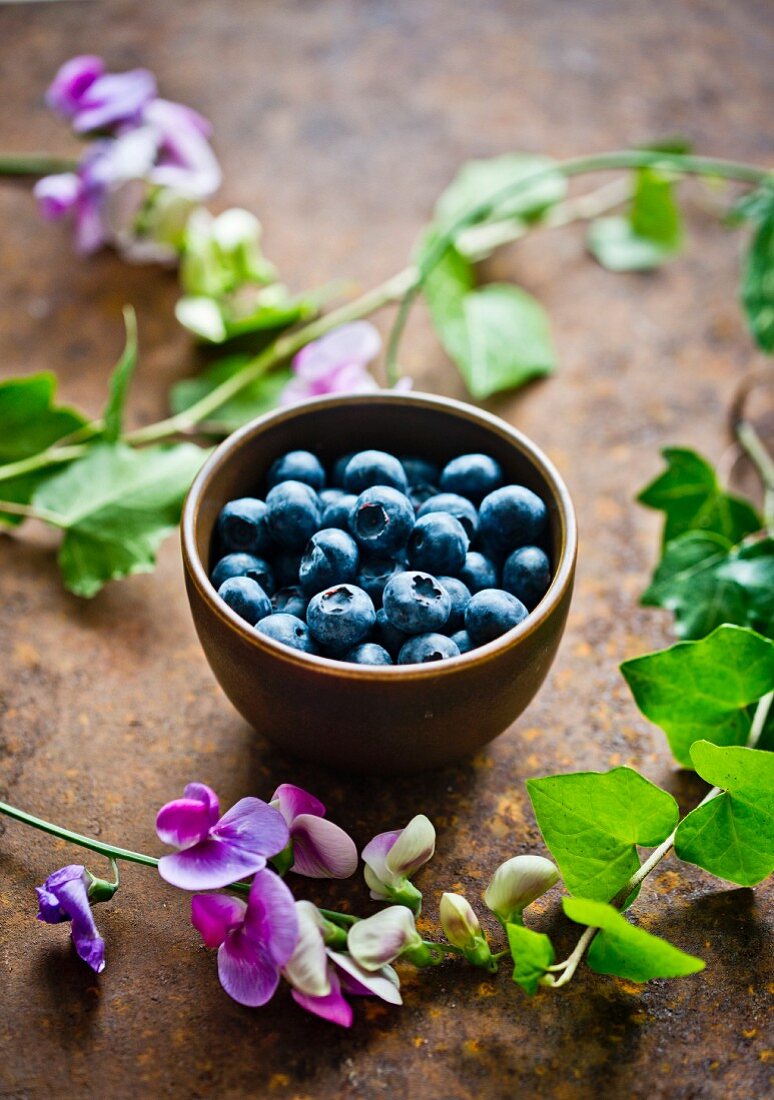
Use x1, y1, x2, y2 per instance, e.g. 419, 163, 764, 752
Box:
0, 1, 772, 1097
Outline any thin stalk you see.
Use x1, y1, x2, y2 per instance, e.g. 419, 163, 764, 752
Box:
0, 800, 159, 868
384, 150, 772, 377
0, 154, 78, 176
125, 265, 418, 445
736, 419, 774, 532
0, 500, 66, 526
0, 443, 90, 486
547, 690, 773, 986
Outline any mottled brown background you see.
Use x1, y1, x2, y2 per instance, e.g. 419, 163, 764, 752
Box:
0, 1, 772, 1097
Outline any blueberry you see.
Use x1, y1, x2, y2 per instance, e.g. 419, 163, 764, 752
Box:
374, 608, 410, 657
382, 571, 451, 634
320, 488, 345, 508
267, 450, 326, 492
465, 588, 528, 645
417, 493, 478, 539
458, 551, 499, 593
356, 558, 401, 607
450, 629, 474, 654
298, 528, 360, 595
400, 456, 440, 487
502, 546, 552, 610
321, 492, 358, 531
408, 483, 440, 511
211, 552, 275, 594
271, 586, 308, 619
255, 613, 319, 654
478, 485, 548, 558
345, 642, 394, 666
349, 486, 414, 555
217, 576, 272, 625
273, 551, 302, 588
436, 576, 471, 632
265, 480, 322, 550
398, 633, 461, 664
440, 454, 503, 503
407, 513, 469, 575
216, 498, 273, 556
332, 452, 356, 488
306, 584, 376, 652
343, 450, 408, 494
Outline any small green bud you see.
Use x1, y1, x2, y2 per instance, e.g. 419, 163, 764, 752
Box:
484, 855, 559, 924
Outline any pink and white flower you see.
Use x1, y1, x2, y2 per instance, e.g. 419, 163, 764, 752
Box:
270, 784, 358, 879
156, 782, 288, 891
362, 813, 435, 912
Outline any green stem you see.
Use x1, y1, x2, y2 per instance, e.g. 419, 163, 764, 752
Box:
0, 443, 90, 487
0, 154, 79, 176
0, 500, 66, 526
384, 150, 773, 377
319, 908, 359, 926
0, 800, 159, 868
546, 690, 773, 987
125, 265, 417, 445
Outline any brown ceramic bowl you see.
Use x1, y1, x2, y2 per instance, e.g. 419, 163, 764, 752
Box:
181, 392, 577, 774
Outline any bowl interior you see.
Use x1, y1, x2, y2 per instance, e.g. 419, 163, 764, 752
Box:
185, 392, 575, 678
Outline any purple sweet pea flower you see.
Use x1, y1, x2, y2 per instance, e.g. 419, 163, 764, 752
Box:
362, 813, 435, 911
143, 98, 222, 199
283, 901, 401, 1027
270, 784, 358, 879
191, 868, 298, 1007
35, 865, 105, 974
46, 55, 156, 134
156, 782, 289, 890
280, 323, 382, 405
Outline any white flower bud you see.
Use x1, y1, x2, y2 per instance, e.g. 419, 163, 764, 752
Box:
484, 855, 559, 923
439, 893, 482, 950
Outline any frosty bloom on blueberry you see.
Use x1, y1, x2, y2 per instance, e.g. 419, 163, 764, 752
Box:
208, 447, 552, 665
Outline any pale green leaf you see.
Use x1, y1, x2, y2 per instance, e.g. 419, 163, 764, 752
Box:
526, 768, 678, 901
563, 897, 704, 982
434, 154, 567, 231
621, 625, 774, 767
32, 442, 207, 597
506, 923, 555, 996
638, 447, 760, 547
742, 210, 774, 352
588, 168, 682, 272
674, 741, 774, 886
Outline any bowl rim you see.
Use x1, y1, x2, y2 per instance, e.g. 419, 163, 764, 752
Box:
181, 391, 577, 680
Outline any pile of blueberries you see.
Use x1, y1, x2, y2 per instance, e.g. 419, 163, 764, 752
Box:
210, 448, 552, 665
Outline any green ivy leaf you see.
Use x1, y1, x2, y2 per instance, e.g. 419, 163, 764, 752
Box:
170, 356, 293, 434
506, 923, 555, 996
525, 768, 678, 901
0, 373, 88, 526
32, 442, 207, 597
434, 154, 567, 232
674, 741, 774, 886
642, 533, 774, 640
422, 240, 555, 399
562, 898, 705, 982
621, 625, 774, 767
741, 210, 774, 352
587, 168, 682, 272
103, 307, 138, 442
638, 447, 761, 547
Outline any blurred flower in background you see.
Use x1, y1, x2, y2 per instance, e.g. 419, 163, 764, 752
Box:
34, 55, 221, 260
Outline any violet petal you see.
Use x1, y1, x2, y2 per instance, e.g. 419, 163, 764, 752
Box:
271, 783, 326, 824
155, 797, 215, 850
212, 797, 289, 859
217, 929, 279, 1007
191, 894, 247, 949
157, 842, 267, 891
242, 869, 298, 969
291, 967, 353, 1027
